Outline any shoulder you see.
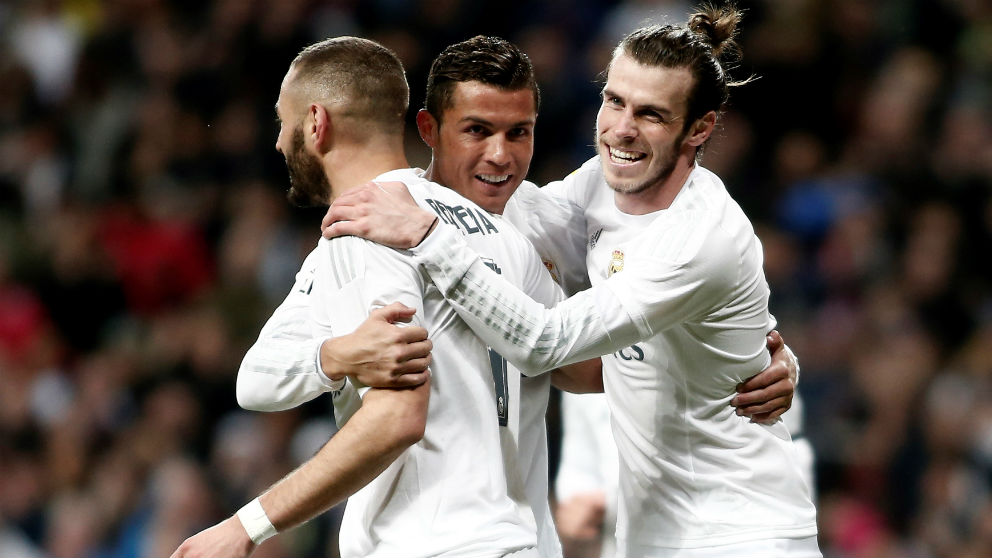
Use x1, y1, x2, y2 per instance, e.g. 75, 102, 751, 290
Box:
316, 235, 417, 287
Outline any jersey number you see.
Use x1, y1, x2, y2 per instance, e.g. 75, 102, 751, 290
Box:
489, 348, 509, 426
482, 257, 509, 426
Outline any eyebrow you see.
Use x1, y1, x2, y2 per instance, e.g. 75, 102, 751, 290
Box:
602, 88, 675, 118
458, 115, 535, 128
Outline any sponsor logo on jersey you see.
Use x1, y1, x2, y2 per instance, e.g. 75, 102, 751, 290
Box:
424, 198, 499, 237
608, 249, 624, 276
589, 228, 603, 248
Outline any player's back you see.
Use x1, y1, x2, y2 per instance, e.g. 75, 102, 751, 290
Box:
311, 170, 548, 558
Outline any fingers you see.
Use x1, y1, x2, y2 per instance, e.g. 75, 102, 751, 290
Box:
734, 393, 791, 415
736, 363, 787, 393
388, 368, 431, 388
766, 329, 784, 352
371, 302, 418, 324
733, 375, 793, 406
747, 406, 788, 425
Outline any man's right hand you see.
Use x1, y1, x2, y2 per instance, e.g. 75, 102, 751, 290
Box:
322, 181, 437, 248
321, 302, 432, 388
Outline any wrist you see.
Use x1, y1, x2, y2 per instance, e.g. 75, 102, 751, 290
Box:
236, 497, 277, 545
414, 214, 439, 247
319, 338, 349, 390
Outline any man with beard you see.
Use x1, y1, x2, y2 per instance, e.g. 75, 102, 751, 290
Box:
235, 35, 800, 558
171, 36, 560, 558
324, 7, 820, 557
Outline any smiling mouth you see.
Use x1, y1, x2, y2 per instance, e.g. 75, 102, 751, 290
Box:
607, 145, 646, 164
476, 173, 511, 185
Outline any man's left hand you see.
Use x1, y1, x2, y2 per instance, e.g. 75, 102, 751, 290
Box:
170, 516, 256, 558
731, 330, 796, 424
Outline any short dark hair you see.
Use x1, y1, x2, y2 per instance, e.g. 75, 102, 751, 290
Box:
425, 36, 540, 123
288, 36, 408, 134
613, 3, 752, 132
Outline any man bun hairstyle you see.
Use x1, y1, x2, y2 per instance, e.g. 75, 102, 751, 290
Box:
615, 3, 753, 133
425, 35, 540, 124
289, 36, 409, 134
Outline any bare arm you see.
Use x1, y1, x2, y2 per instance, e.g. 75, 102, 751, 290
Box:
552, 359, 604, 394
171, 380, 429, 558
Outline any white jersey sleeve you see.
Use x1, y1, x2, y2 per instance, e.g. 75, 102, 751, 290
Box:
410, 223, 641, 374
503, 181, 590, 297
236, 248, 342, 412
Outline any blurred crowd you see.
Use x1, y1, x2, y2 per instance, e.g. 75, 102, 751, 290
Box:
0, 0, 989, 556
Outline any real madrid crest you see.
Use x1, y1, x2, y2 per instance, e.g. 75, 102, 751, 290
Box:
608, 249, 624, 276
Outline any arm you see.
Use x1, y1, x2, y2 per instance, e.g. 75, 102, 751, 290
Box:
171, 381, 429, 558
237, 301, 431, 412
552, 359, 604, 394
324, 182, 714, 374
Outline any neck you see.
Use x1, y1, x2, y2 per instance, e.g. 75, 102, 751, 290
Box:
324, 137, 410, 201
614, 151, 696, 215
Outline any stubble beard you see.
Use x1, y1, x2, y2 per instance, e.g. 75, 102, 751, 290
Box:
285, 127, 331, 207
594, 128, 683, 196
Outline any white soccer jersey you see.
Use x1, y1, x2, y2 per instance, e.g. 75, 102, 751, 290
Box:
409, 158, 818, 556
236, 168, 562, 557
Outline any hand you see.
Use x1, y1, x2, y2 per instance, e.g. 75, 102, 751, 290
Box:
731, 330, 796, 424
554, 491, 607, 541
322, 181, 437, 248
170, 516, 255, 558
321, 302, 432, 388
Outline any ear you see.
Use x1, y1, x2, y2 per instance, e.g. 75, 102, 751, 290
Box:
308, 103, 333, 154
416, 109, 440, 149
685, 111, 716, 147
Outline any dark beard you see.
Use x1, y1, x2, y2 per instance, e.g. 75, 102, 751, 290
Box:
285, 127, 331, 207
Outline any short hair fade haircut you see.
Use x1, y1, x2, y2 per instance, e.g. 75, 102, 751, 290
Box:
288, 36, 409, 134
425, 36, 540, 123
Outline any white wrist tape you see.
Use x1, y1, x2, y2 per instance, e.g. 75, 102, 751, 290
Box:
237, 497, 277, 545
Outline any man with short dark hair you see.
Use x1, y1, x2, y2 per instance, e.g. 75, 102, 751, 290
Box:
171, 36, 556, 558
324, 7, 820, 557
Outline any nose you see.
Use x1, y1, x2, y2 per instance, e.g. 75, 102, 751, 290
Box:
485, 136, 510, 167
612, 109, 638, 140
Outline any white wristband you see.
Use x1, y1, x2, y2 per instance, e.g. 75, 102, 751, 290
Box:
236, 497, 277, 545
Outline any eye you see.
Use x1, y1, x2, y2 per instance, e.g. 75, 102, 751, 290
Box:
641, 111, 664, 123
508, 127, 531, 138
465, 124, 488, 135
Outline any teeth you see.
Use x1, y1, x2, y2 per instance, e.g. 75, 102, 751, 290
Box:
477, 174, 510, 184
609, 146, 644, 162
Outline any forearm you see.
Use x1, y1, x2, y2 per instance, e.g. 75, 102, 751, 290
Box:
258, 382, 428, 531
413, 226, 641, 374
237, 337, 336, 411
552, 359, 604, 393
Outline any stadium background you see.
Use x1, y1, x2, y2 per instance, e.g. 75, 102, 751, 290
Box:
1, 0, 990, 556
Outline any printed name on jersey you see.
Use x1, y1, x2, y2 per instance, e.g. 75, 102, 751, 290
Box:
608, 249, 624, 276
589, 227, 603, 248
424, 198, 500, 236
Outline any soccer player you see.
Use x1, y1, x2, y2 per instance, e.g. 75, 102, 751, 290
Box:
237, 35, 800, 558
324, 7, 821, 557
171, 36, 561, 558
